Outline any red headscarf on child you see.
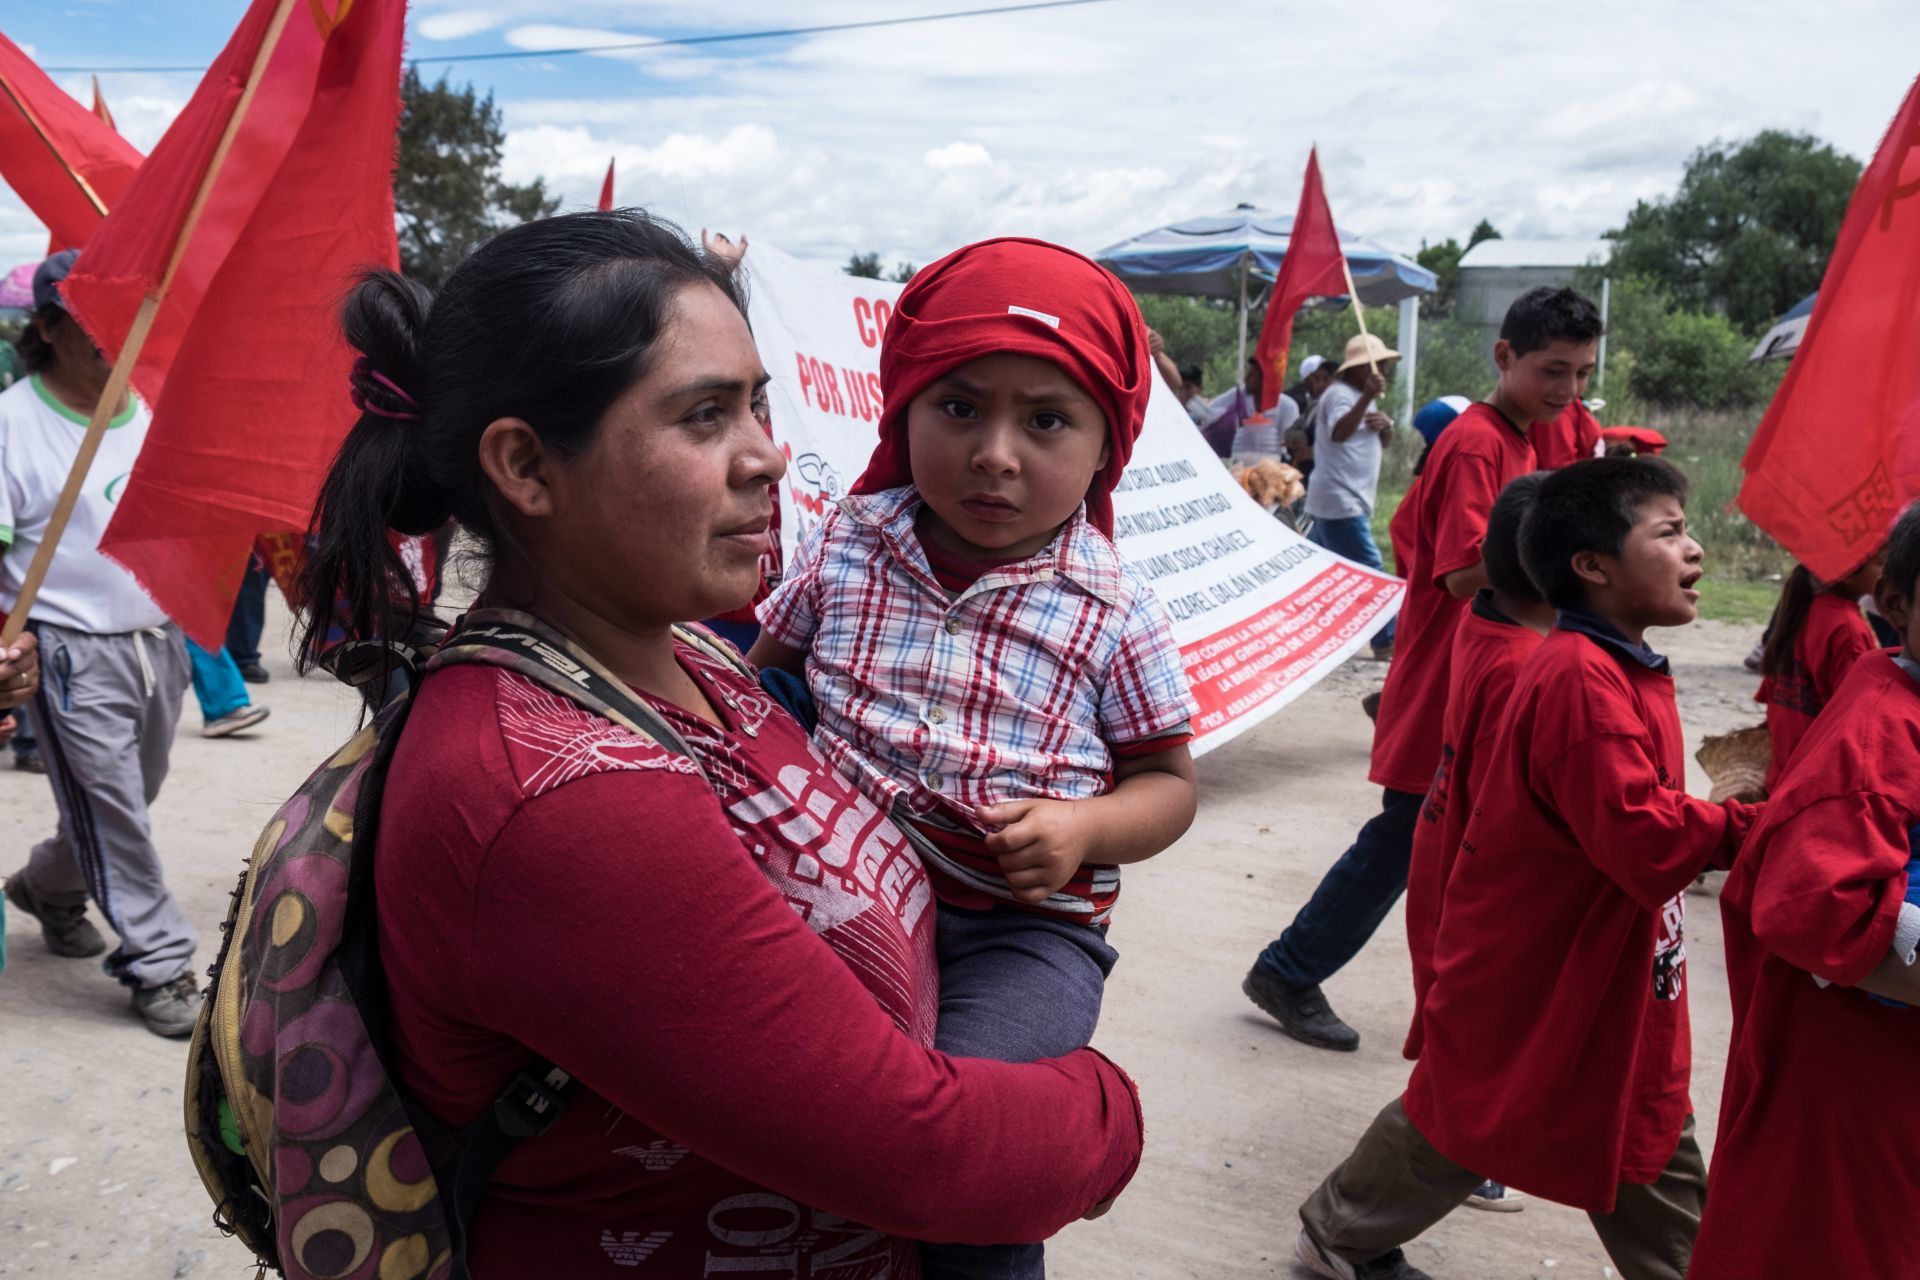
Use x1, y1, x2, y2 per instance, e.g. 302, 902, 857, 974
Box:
850, 237, 1152, 538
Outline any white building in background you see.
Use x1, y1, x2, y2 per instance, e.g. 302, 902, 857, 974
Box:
1456, 239, 1614, 331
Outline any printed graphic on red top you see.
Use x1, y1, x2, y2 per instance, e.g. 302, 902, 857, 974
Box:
1696, 651, 1920, 1279
1368, 403, 1535, 793
1402, 597, 1545, 1059
1402, 627, 1752, 1212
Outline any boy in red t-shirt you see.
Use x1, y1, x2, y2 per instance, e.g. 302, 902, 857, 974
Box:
1245, 287, 1601, 1053
1690, 505, 1920, 1280
1294, 458, 1755, 1280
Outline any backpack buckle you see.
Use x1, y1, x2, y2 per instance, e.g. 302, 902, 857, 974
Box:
492, 1064, 572, 1139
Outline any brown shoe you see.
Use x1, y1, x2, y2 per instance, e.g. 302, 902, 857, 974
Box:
5, 870, 108, 958
1361, 691, 1382, 722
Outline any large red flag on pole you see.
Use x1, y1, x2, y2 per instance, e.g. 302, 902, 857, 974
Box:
51, 0, 405, 649
1253, 147, 1350, 411
598, 156, 615, 211
1738, 77, 1920, 580
0, 33, 142, 252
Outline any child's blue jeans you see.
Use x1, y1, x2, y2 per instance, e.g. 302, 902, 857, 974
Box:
919, 902, 1118, 1280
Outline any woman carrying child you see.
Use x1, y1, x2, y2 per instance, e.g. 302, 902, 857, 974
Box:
301, 211, 1145, 1277
753, 237, 1199, 1279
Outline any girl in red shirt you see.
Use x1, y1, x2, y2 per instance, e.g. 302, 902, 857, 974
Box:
1754, 550, 1885, 788
292, 211, 1145, 1278
1693, 506, 1920, 1279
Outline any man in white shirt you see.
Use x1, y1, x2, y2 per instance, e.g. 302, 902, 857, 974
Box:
1302, 334, 1400, 658
0, 251, 200, 1037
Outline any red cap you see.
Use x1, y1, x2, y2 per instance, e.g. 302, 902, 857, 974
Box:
851, 237, 1151, 537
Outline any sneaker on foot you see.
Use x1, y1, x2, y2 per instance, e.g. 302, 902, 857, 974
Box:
133, 973, 203, 1038
238, 662, 270, 685
5, 870, 107, 957
1464, 1179, 1525, 1212
1243, 965, 1359, 1052
201, 705, 270, 738
1294, 1228, 1434, 1280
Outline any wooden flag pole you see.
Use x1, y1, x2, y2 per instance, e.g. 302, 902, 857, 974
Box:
0, 0, 299, 647
0, 65, 109, 217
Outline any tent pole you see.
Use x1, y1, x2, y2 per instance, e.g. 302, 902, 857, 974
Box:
1397, 296, 1418, 428
1235, 255, 1249, 389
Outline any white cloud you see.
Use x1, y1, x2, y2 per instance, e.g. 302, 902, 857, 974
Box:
925, 142, 992, 170
6, 0, 1920, 287
418, 9, 506, 41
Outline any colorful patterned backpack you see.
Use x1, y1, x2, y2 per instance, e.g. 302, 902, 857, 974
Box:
184, 610, 750, 1279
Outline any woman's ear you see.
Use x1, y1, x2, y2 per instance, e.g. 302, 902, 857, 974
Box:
1874, 574, 1912, 637
477, 418, 555, 519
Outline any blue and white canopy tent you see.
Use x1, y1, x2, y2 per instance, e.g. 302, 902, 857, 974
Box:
1750, 291, 1816, 362
1095, 203, 1436, 406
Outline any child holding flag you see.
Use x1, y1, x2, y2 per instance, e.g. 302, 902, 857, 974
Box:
1690, 504, 1920, 1280
753, 237, 1198, 1280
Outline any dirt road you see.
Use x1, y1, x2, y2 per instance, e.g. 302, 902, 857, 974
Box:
0, 609, 1764, 1279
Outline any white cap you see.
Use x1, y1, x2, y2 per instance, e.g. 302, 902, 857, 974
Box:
1299, 354, 1328, 379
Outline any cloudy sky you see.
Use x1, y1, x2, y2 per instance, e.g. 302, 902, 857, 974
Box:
5, 0, 1919, 275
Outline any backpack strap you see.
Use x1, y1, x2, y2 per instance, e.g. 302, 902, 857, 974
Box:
422, 610, 753, 1276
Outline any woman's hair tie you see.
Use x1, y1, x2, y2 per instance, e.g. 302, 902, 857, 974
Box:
350, 355, 423, 422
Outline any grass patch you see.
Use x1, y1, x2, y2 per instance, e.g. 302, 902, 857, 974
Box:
1366, 405, 1790, 625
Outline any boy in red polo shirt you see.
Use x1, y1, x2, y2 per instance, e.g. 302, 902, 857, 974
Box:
1294, 458, 1755, 1280
1245, 287, 1601, 1052
1690, 505, 1920, 1280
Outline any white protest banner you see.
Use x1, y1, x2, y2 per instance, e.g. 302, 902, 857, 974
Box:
743, 241, 1404, 755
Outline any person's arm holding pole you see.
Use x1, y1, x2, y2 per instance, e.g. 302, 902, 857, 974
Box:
0, 0, 298, 649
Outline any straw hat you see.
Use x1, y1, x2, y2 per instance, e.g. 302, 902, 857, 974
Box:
1337, 333, 1400, 372
1695, 724, 1770, 804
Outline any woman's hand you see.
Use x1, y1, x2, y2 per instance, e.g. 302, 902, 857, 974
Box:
0, 632, 40, 711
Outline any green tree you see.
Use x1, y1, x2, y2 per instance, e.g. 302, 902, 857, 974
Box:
395, 68, 559, 288
845, 252, 882, 278
1606, 130, 1860, 332
1466, 219, 1502, 250
887, 261, 918, 283
1416, 238, 1464, 315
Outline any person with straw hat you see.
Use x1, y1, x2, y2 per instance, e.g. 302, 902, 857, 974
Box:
1302, 332, 1400, 658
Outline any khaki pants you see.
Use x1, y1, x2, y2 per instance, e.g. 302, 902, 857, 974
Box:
1299, 1098, 1705, 1280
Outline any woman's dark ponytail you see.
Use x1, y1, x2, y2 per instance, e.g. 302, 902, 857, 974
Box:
295, 270, 443, 676
294, 209, 744, 679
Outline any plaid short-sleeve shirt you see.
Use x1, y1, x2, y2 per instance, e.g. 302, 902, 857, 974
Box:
759, 486, 1194, 917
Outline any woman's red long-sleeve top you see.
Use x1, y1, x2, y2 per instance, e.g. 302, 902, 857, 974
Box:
375, 639, 1144, 1277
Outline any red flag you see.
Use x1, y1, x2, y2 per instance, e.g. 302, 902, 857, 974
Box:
91, 75, 116, 131
63, 0, 405, 649
1253, 147, 1349, 411
1738, 78, 1920, 581
598, 156, 615, 211
0, 33, 142, 252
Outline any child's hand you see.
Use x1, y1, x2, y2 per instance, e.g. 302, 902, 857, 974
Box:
978, 798, 1094, 904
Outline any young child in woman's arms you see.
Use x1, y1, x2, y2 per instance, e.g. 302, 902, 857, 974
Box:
752, 237, 1197, 1280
